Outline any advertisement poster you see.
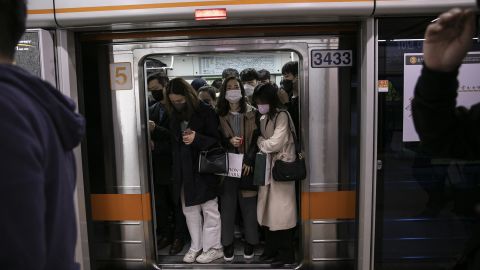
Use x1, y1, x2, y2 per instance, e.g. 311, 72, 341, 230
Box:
403, 52, 480, 142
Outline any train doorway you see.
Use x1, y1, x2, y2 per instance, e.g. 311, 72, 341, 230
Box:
78, 27, 361, 270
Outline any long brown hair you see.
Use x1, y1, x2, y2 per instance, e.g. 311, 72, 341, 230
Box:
165, 77, 199, 120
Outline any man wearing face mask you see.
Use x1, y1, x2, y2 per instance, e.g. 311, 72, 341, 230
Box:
281, 61, 300, 137
240, 68, 259, 99
147, 73, 188, 255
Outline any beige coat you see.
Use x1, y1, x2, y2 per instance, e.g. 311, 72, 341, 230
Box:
257, 111, 297, 231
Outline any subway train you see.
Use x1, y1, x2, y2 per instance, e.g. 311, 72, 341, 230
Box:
19, 1, 479, 270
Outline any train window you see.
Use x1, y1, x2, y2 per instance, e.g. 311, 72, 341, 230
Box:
375, 17, 480, 270
143, 51, 304, 266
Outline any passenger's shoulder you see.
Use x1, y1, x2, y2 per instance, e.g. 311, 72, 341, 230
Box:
0, 82, 31, 114
274, 110, 290, 125
197, 101, 216, 115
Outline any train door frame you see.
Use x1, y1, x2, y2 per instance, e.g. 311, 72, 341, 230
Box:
357, 18, 377, 270
128, 39, 310, 268
77, 24, 365, 269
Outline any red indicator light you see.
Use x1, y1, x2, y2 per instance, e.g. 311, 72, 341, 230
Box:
195, 8, 227, 20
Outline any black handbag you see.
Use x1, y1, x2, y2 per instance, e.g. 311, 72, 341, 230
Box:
272, 112, 307, 182
198, 147, 229, 174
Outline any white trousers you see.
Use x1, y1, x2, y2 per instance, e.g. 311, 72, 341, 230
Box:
181, 192, 222, 252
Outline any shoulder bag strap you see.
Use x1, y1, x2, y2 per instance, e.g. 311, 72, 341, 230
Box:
274, 111, 302, 156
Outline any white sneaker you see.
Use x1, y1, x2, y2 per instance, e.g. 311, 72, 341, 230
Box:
196, 248, 224, 263
183, 249, 201, 263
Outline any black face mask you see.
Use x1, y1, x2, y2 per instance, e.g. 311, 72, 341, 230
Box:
173, 102, 186, 112
150, 91, 163, 102
282, 79, 294, 94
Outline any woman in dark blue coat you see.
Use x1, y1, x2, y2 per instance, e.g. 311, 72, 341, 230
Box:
165, 78, 224, 264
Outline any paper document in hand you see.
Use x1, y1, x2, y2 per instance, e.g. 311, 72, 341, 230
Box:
227, 153, 243, 178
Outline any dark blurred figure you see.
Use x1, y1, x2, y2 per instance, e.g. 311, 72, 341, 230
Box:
191, 77, 208, 92
240, 68, 259, 98
411, 8, 479, 270
412, 152, 449, 217
222, 68, 240, 80
147, 73, 188, 255
198, 85, 217, 108
0, 1, 85, 269
281, 61, 300, 136
412, 8, 478, 159
258, 69, 272, 84
211, 78, 223, 91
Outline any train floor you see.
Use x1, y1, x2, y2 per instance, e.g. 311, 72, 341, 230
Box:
156, 238, 298, 269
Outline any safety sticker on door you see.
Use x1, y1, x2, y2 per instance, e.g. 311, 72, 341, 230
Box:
311, 50, 353, 68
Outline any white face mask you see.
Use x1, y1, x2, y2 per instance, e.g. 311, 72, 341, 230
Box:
244, 84, 255, 96
225, 90, 242, 103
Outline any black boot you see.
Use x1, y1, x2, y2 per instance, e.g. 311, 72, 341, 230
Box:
260, 228, 276, 263
270, 229, 295, 268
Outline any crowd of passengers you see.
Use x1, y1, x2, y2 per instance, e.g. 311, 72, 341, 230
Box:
147, 61, 300, 268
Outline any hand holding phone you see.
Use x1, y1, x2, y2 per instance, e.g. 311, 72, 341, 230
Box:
182, 129, 195, 145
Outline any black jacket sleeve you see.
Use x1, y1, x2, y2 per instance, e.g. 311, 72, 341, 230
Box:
192, 108, 221, 150
151, 124, 170, 142
412, 65, 480, 160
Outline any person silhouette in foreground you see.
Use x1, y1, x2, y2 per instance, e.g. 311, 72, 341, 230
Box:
0, 0, 85, 269
412, 8, 480, 270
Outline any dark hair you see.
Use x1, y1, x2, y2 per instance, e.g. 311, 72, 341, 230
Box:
211, 79, 223, 90
191, 78, 208, 91
198, 86, 217, 101
147, 72, 169, 87
252, 83, 282, 119
240, 68, 258, 82
257, 69, 271, 81
281, 61, 299, 77
0, 0, 27, 59
216, 77, 247, 117
165, 77, 199, 118
222, 68, 239, 79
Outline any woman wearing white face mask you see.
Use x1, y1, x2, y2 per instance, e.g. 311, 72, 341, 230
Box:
252, 83, 297, 268
217, 77, 260, 261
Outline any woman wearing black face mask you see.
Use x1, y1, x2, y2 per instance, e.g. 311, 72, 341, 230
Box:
165, 78, 224, 264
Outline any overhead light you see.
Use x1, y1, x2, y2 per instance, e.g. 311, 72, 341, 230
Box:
195, 8, 227, 21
